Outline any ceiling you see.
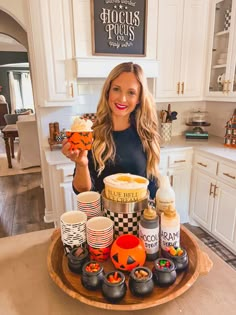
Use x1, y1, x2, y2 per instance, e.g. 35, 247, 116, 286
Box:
0, 34, 26, 52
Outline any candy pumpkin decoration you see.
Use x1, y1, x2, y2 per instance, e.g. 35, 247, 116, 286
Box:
110, 234, 146, 272
66, 131, 93, 151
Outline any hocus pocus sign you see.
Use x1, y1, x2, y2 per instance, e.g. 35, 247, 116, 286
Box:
91, 0, 147, 56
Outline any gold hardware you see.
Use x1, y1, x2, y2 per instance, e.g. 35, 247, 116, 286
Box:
181, 82, 184, 94
227, 80, 231, 93
213, 185, 218, 198
174, 160, 186, 163
70, 83, 74, 98
170, 175, 174, 186
223, 81, 227, 93
177, 82, 180, 94
209, 183, 214, 196
223, 172, 236, 180
197, 162, 207, 167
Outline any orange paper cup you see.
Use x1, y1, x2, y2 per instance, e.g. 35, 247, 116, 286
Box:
66, 131, 93, 151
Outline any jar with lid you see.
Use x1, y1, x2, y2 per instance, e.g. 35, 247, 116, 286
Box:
139, 206, 159, 261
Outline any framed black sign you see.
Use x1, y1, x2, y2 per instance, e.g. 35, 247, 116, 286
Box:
91, 0, 147, 56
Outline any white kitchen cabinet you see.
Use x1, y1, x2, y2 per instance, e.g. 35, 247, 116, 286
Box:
190, 152, 236, 253
155, 0, 209, 101
72, 0, 159, 79
46, 160, 76, 227
205, 0, 236, 100
190, 169, 216, 230
159, 149, 193, 223
27, 0, 77, 106
212, 181, 236, 251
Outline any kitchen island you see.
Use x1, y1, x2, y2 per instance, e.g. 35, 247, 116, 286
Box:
0, 228, 236, 315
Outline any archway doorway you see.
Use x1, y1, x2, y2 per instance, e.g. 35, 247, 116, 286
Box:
0, 9, 35, 119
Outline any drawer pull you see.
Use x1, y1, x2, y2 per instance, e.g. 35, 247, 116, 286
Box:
197, 162, 207, 167
209, 183, 214, 196
174, 160, 186, 163
70, 83, 74, 97
223, 172, 236, 180
213, 185, 218, 198
177, 82, 180, 94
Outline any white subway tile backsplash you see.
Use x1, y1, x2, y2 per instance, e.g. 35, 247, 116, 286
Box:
206, 101, 236, 137
156, 101, 206, 136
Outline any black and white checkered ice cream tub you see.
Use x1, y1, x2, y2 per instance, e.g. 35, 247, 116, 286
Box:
101, 191, 149, 238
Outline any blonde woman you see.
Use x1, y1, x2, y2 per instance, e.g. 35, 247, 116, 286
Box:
62, 62, 160, 199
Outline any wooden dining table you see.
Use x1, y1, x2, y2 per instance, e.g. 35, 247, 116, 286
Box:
2, 124, 18, 168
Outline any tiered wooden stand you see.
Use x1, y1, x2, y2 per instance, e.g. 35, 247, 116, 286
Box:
47, 225, 212, 311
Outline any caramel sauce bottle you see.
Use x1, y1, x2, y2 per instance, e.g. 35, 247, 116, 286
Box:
160, 205, 180, 251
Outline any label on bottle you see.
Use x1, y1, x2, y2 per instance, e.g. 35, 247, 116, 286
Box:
156, 199, 175, 212
160, 225, 180, 250
139, 225, 159, 254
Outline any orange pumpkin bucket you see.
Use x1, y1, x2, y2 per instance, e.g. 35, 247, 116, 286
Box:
66, 131, 93, 151
110, 234, 146, 272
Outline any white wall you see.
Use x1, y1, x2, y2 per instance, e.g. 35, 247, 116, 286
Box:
156, 101, 207, 136
0, 0, 26, 29
206, 101, 236, 138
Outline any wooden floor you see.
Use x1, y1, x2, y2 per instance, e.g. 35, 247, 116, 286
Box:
0, 173, 54, 238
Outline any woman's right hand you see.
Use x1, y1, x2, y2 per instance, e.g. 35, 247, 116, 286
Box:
61, 139, 89, 166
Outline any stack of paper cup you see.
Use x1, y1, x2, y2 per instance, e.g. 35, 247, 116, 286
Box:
86, 216, 114, 261
77, 191, 101, 219
60, 210, 87, 255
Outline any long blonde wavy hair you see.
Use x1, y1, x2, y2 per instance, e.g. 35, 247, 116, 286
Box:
92, 62, 160, 180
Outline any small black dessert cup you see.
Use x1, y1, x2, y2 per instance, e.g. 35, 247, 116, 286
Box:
67, 247, 89, 274
81, 261, 104, 290
101, 271, 127, 303
162, 247, 189, 272
152, 258, 177, 287
129, 266, 154, 297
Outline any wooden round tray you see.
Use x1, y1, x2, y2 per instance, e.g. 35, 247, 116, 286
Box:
47, 225, 212, 311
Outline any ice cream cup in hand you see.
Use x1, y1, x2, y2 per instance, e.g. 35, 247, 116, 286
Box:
66, 130, 93, 151
66, 116, 93, 151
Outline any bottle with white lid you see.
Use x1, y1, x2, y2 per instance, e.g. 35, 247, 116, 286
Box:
160, 205, 180, 251
139, 207, 159, 261
155, 175, 175, 216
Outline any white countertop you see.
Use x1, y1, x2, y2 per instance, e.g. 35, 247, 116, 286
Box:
161, 135, 236, 163
44, 135, 236, 165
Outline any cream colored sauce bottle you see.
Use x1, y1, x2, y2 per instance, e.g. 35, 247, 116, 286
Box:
156, 175, 175, 216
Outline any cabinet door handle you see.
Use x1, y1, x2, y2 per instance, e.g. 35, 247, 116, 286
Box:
170, 175, 174, 186
227, 80, 231, 93
181, 82, 184, 94
209, 183, 214, 196
223, 172, 236, 180
174, 159, 186, 163
213, 185, 218, 198
197, 162, 207, 167
70, 83, 74, 97
177, 82, 180, 94
223, 81, 227, 93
